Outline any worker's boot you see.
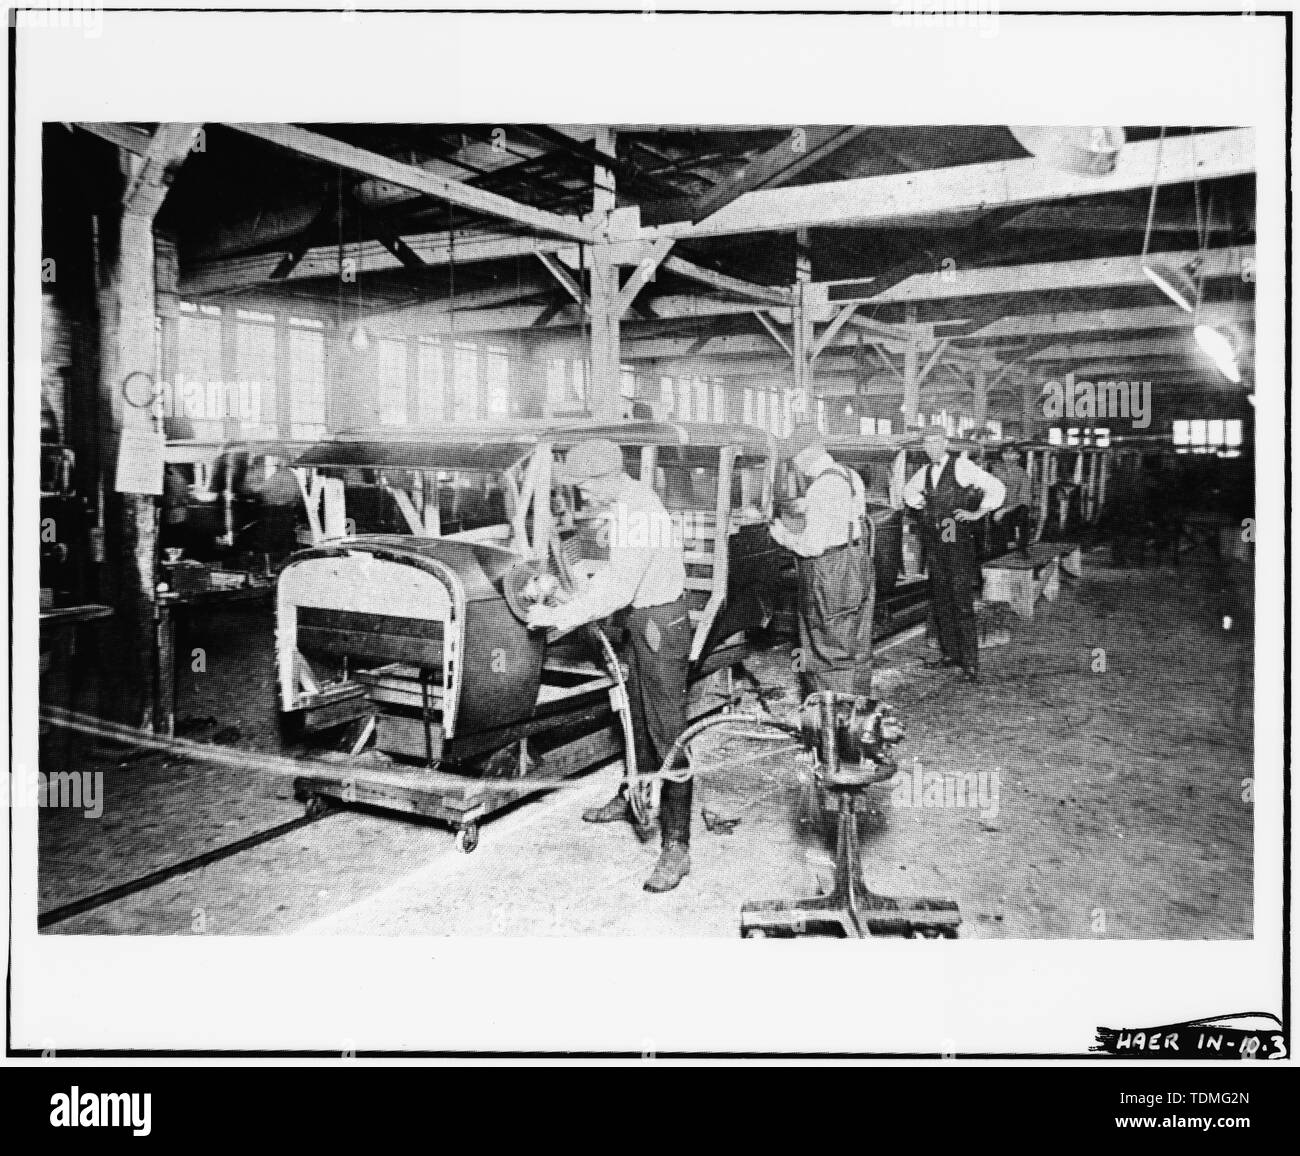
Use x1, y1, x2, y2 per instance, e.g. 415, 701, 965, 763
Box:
583, 792, 657, 842
582, 792, 630, 824
643, 839, 691, 893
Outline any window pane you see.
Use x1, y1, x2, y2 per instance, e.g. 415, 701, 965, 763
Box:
713, 382, 726, 424
1225, 418, 1243, 447
621, 366, 638, 400
378, 338, 408, 426
289, 326, 326, 438
1206, 419, 1225, 448
546, 359, 568, 410
235, 318, 277, 437
570, 359, 589, 404
693, 378, 709, 421
878, 418, 892, 436
453, 342, 478, 422
178, 311, 223, 440
1189, 419, 1207, 445
487, 348, 511, 418
754, 391, 765, 428
1048, 427, 1063, 446
677, 380, 692, 421
660, 376, 675, 415
416, 338, 444, 424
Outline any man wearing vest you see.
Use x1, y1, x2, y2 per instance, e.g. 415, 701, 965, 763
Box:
902, 431, 1006, 682
770, 425, 875, 698
525, 439, 695, 894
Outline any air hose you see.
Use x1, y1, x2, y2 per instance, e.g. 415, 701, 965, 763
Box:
657, 711, 804, 784
542, 529, 648, 823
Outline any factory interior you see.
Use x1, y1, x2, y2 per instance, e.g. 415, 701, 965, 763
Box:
37, 122, 1256, 940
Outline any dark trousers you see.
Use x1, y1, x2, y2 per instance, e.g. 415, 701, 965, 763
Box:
992, 505, 1031, 556
924, 528, 981, 675
625, 598, 693, 844
852, 560, 877, 697
796, 541, 872, 700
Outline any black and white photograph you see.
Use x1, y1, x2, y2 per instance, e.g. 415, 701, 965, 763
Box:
5, 6, 1290, 1067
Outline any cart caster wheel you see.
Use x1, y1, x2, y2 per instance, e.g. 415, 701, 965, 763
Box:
743, 928, 767, 938
304, 794, 330, 819
456, 825, 479, 854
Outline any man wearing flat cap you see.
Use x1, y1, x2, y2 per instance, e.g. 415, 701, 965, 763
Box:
770, 424, 875, 698
525, 438, 695, 894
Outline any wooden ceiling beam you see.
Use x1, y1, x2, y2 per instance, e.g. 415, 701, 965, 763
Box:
818, 245, 1253, 307
686, 126, 868, 224
649, 129, 1254, 240
225, 122, 594, 243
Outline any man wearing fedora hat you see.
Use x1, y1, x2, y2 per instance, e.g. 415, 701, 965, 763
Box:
525, 438, 695, 894
770, 424, 875, 698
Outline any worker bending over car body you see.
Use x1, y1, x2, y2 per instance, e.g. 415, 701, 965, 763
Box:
902, 431, 1005, 682
770, 425, 875, 698
525, 438, 694, 894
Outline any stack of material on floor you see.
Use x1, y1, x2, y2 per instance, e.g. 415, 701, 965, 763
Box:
981, 543, 1083, 620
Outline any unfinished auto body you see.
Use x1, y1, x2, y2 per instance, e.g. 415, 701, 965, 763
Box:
276, 421, 784, 775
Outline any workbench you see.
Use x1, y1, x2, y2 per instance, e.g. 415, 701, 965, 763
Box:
153, 577, 275, 737
40, 603, 114, 765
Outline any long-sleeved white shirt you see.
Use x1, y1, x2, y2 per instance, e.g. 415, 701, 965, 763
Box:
770, 453, 867, 558
902, 453, 1006, 515
546, 475, 686, 633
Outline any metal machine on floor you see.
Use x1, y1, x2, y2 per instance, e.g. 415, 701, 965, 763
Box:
738, 691, 962, 939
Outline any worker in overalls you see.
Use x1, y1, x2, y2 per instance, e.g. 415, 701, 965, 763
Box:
770, 425, 874, 697
525, 439, 694, 894
902, 431, 1005, 682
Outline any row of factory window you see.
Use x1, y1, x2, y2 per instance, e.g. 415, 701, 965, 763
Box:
170, 302, 1019, 446
1045, 420, 1244, 452
173, 302, 515, 439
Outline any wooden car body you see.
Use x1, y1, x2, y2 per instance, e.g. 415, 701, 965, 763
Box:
276, 421, 784, 754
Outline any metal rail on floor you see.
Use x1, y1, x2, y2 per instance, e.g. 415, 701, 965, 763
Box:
37, 809, 335, 930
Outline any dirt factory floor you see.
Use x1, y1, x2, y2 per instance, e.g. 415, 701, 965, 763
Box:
38, 547, 1253, 938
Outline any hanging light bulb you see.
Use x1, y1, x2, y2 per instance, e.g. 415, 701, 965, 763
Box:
1193, 323, 1241, 383
350, 324, 370, 352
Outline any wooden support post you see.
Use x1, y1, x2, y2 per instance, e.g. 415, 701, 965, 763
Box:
96, 124, 199, 728
588, 128, 622, 422
791, 229, 814, 430
901, 304, 920, 430
972, 364, 988, 434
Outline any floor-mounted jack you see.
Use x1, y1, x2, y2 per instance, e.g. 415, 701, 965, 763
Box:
739, 692, 962, 939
